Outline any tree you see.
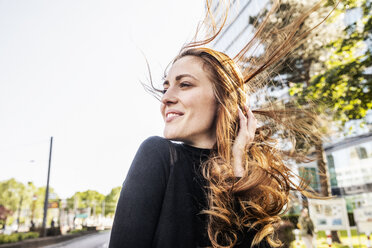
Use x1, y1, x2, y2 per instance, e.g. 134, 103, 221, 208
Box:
288, 0, 371, 200
290, 0, 372, 124
287, 0, 371, 241
244, 0, 345, 92
247, 1, 355, 242
104, 186, 122, 216
67, 190, 105, 216
0, 179, 57, 226
0, 205, 12, 229
0, 178, 26, 213
247, 0, 346, 199
33, 186, 58, 224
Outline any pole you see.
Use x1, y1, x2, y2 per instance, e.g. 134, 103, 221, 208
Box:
343, 199, 353, 248
326, 230, 332, 248
346, 225, 353, 248
293, 229, 301, 248
357, 228, 362, 248
42, 136, 53, 237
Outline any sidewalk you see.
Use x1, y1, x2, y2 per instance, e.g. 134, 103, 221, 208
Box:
0, 231, 99, 248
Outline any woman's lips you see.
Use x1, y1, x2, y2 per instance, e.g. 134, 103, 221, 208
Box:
165, 111, 184, 122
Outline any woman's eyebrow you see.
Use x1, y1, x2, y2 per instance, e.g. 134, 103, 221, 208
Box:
175, 74, 198, 81
163, 74, 198, 86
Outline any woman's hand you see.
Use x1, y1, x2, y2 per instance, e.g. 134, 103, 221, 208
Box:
232, 105, 257, 177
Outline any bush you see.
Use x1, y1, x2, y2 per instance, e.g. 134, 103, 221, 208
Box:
46, 227, 61, 236
0, 232, 39, 244
69, 227, 87, 234
0, 234, 17, 244
21, 232, 39, 240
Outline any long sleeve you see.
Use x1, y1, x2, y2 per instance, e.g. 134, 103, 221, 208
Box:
109, 136, 171, 248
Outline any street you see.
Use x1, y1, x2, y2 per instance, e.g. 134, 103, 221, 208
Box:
42, 231, 111, 248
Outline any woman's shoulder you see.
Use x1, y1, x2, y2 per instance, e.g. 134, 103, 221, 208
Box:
139, 136, 174, 153
141, 135, 171, 145
137, 136, 180, 164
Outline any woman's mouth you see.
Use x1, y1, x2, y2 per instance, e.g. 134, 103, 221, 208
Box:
165, 111, 184, 122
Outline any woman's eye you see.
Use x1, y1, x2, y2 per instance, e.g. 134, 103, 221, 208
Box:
180, 82, 191, 88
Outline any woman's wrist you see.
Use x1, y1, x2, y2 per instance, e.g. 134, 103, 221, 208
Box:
232, 153, 244, 177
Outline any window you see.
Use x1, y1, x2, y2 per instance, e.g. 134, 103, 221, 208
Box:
327, 155, 338, 187
356, 147, 368, 159
299, 167, 320, 190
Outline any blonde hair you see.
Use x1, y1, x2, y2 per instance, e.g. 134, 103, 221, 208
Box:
173, 48, 321, 247
148, 0, 335, 246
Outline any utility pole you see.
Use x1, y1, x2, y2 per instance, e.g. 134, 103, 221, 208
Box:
42, 136, 53, 237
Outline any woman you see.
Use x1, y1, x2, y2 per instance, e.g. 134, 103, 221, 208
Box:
110, 48, 265, 247
299, 208, 315, 248
109, 1, 327, 247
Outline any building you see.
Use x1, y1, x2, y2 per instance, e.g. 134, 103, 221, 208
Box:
209, 0, 268, 56
300, 133, 372, 210
209, 1, 372, 211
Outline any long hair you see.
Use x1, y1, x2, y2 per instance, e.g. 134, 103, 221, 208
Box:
148, 0, 334, 247
173, 48, 321, 247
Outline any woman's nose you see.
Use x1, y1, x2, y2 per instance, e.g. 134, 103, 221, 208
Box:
161, 88, 178, 105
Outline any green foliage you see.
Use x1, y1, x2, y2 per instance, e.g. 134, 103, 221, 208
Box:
67, 190, 105, 215
290, 0, 372, 124
0, 179, 57, 226
68, 227, 87, 234
0, 175, 123, 227
0, 232, 39, 244
104, 186, 121, 216
66, 187, 122, 216
0, 177, 121, 221
249, 0, 345, 90
0, 178, 25, 212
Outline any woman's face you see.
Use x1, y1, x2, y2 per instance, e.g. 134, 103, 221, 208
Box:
160, 56, 218, 148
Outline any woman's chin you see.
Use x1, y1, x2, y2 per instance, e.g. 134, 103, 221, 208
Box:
163, 130, 177, 140
163, 131, 185, 142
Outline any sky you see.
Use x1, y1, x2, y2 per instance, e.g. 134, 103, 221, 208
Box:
0, 0, 205, 199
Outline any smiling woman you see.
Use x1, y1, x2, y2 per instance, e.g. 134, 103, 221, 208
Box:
108, 0, 332, 247
161, 56, 218, 149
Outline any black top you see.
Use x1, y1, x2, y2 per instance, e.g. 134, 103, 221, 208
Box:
109, 136, 270, 248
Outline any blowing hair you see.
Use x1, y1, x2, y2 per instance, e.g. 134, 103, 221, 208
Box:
173, 47, 321, 248
147, 0, 335, 247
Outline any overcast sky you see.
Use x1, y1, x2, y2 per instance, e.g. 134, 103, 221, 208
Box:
0, 0, 204, 198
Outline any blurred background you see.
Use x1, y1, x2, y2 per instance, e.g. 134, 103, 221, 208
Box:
0, 0, 371, 247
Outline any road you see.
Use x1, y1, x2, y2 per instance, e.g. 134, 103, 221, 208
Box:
42, 231, 111, 248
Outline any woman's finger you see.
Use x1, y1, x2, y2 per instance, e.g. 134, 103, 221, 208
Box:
232, 106, 256, 163
244, 105, 257, 142
245, 106, 256, 127
238, 107, 247, 130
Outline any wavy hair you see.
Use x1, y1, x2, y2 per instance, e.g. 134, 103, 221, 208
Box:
173, 47, 322, 247
148, 0, 335, 247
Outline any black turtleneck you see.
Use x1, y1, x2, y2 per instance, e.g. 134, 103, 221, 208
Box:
109, 136, 270, 248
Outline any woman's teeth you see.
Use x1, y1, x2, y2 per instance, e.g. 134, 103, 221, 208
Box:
167, 113, 181, 118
